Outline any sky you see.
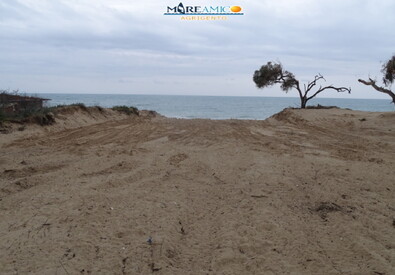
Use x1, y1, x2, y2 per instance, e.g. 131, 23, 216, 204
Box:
0, 0, 394, 99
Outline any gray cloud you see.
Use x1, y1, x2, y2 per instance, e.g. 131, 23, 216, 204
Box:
0, 0, 394, 98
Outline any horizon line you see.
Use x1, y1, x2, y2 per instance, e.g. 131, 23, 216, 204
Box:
24, 92, 393, 101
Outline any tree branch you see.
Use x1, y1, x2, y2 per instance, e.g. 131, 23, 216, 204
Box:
306, 85, 351, 101
277, 71, 290, 82
278, 70, 301, 96
305, 74, 325, 94
358, 78, 395, 103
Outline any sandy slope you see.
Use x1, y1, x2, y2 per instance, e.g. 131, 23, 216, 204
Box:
0, 108, 394, 274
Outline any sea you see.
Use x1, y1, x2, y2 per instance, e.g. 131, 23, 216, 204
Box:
37, 93, 394, 120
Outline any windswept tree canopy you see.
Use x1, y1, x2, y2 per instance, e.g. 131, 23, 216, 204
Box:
382, 55, 395, 86
253, 62, 297, 92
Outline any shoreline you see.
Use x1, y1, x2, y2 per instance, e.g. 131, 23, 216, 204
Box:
25, 94, 395, 120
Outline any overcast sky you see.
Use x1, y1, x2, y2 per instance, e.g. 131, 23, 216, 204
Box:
0, 0, 394, 99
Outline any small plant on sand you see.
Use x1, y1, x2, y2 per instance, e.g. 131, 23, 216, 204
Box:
70, 103, 88, 110
253, 61, 351, 108
94, 105, 104, 112
358, 55, 395, 104
112, 105, 139, 116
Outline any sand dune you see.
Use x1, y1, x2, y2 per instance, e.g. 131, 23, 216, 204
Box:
0, 107, 394, 274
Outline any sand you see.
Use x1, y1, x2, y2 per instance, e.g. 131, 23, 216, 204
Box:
0, 107, 394, 274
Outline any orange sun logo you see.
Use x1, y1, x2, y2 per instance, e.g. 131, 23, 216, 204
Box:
230, 6, 242, 13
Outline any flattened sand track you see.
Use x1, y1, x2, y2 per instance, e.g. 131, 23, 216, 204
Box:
1, 107, 394, 274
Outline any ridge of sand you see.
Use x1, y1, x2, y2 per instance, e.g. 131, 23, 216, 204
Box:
0, 106, 158, 147
0, 108, 394, 274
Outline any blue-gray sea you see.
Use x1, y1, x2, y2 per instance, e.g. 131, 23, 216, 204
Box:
37, 93, 394, 120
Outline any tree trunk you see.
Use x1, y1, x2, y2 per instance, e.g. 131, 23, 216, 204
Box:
300, 97, 307, 108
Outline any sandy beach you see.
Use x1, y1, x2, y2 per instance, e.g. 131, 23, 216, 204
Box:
0, 107, 394, 274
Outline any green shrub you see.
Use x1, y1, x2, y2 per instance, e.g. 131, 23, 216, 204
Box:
94, 105, 104, 112
0, 106, 57, 125
112, 105, 139, 116
33, 113, 55, 126
0, 110, 5, 122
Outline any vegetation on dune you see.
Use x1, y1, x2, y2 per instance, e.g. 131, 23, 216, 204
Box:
0, 90, 140, 129
0, 110, 5, 124
0, 89, 54, 125
94, 105, 104, 112
253, 61, 351, 108
54, 103, 88, 110
1, 105, 57, 126
112, 105, 139, 115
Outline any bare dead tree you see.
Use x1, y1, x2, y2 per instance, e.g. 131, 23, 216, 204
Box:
253, 62, 351, 108
358, 55, 395, 104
